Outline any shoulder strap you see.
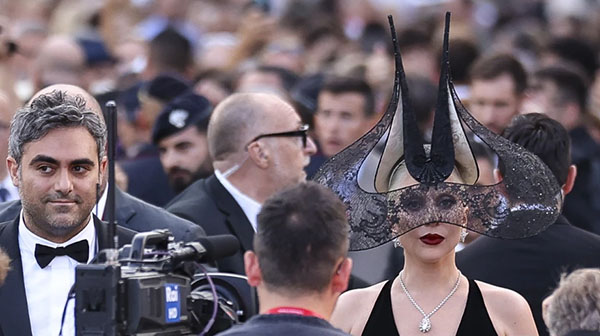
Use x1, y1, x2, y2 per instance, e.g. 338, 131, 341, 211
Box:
362, 280, 399, 336
456, 278, 497, 336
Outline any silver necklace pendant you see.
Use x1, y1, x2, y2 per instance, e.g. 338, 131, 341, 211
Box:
399, 271, 461, 334
419, 317, 431, 333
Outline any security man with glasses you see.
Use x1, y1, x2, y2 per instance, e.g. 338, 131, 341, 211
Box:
167, 92, 316, 275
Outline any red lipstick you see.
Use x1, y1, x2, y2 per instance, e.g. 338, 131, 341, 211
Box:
420, 233, 444, 245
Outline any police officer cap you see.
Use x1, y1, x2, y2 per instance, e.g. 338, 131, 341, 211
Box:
152, 92, 212, 144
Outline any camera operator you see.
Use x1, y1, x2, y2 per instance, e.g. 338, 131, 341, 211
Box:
217, 181, 353, 336
0, 89, 136, 336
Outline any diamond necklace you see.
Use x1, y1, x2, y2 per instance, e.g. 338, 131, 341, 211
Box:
398, 271, 461, 333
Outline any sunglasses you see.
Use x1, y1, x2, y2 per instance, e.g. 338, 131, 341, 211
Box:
247, 124, 310, 149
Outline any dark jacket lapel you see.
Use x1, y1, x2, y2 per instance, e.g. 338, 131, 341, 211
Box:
0, 217, 33, 336
114, 188, 136, 226
207, 176, 255, 252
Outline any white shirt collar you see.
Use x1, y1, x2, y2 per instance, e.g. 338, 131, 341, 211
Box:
94, 184, 108, 219
18, 210, 97, 260
214, 169, 261, 232
18, 210, 96, 336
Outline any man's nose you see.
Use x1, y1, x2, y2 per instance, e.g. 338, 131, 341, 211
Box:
55, 170, 74, 194
316, 115, 339, 135
161, 150, 176, 170
305, 136, 318, 155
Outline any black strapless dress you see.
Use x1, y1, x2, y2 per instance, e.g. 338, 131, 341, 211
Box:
362, 278, 497, 335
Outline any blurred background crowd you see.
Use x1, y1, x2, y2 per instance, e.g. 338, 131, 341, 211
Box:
1, 1, 600, 335
0, 0, 600, 284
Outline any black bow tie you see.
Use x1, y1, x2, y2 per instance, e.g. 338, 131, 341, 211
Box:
34, 240, 89, 268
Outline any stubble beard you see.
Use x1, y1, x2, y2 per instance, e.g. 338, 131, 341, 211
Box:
21, 193, 93, 241
169, 163, 213, 193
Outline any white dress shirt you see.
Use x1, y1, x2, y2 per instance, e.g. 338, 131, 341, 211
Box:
214, 170, 261, 232
93, 184, 108, 219
18, 212, 96, 336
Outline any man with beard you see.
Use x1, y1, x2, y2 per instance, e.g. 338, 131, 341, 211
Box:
0, 90, 135, 335
0, 84, 205, 243
153, 92, 213, 193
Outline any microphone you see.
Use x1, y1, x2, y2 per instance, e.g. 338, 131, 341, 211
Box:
197, 235, 240, 261
169, 235, 240, 265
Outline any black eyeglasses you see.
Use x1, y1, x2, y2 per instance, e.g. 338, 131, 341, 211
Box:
246, 124, 309, 149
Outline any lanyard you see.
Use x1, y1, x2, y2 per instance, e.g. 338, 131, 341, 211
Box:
266, 307, 324, 319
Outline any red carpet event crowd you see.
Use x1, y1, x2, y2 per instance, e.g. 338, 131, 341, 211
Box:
0, 1, 599, 335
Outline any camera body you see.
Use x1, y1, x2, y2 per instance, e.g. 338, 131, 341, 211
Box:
75, 230, 255, 335
76, 264, 192, 335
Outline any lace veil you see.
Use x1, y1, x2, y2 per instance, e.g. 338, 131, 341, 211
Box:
313, 13, 562, 251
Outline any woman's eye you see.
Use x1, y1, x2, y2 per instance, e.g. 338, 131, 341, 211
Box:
403, 195, 425, 212
437, 195, 457, 209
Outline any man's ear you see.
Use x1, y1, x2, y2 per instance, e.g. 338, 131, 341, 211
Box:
562, 164, 577, 196
244, 251, 262, 287
246, 142, 269, 169
331, 257, 352, 294
99, 156, 108, 181
7, 157, 20, 188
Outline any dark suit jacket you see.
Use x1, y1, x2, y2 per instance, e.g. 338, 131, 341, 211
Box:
456, 216, 600, 336
564, 127, 600, 234
167, 175, 252, 275
0, 216, 136, 336
0, 188, 205, 243
120, 153, 176, 207
166, 175, 370, 290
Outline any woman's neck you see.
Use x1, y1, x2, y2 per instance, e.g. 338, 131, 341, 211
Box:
400, 251, 459, 290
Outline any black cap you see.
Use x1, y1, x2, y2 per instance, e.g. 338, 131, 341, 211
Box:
77, 38, 116, 66
143, 73, 191, 103
152, 92, 212, 144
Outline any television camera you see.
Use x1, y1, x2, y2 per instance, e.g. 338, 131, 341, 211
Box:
74, 101, 256, 335
75, 229, 256, 335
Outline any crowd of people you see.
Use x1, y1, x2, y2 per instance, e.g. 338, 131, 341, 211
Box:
0, 0, 599, 335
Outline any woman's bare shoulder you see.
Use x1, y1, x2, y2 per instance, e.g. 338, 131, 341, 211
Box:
331, 281, 389, 335
475, 280, 539, 336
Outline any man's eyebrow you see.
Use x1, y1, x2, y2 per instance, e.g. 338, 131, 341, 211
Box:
71, 159, 96, 166
28, 156, 95, 167
29, 155, 58, 166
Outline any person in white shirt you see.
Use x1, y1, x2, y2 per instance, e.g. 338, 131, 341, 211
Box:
0, 89, 134, 336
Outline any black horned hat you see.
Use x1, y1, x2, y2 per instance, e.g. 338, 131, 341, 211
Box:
313, 13, 562, 251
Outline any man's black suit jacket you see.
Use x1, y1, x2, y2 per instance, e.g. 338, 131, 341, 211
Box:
0, 188, 205, 243
0, 216, 136, 336
166, 175, 370, 290
166, 175, 253, 275
121, 154, 176, 207
456, 215, 600, 336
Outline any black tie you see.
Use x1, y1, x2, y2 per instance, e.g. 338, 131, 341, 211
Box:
34, 240, 89, 268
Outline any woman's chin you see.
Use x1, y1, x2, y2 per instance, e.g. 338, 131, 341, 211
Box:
407, 244, 457, 263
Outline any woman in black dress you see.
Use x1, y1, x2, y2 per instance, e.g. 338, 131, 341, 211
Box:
315, 13, 561, 336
